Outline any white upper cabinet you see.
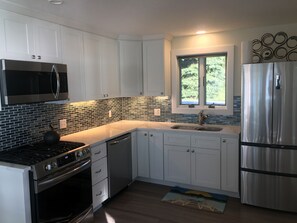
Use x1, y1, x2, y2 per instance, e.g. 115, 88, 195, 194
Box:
99, 37, 120, 98
143, 38, 171, 96
33, 20, 62, 63
0, 10, 62, 63
83, 32, 103, 100
61, 27, 86, 103
119, 40, 143, 97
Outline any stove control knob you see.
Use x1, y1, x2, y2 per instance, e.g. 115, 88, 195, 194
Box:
77, 151, 83, 157
51, 162, 57, 168
45, 164, 52, 171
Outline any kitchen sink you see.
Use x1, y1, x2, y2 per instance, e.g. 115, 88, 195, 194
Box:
171, 125, 222, 132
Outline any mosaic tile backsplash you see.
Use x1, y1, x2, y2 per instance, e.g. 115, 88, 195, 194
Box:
0, 96, 240, 150
122, 96, 241, 125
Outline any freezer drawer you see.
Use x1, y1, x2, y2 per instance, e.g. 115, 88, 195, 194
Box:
241, 145, 297, 175
241, 171, 297, 213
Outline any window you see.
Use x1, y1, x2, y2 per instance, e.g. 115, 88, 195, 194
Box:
172, 45, 234, 115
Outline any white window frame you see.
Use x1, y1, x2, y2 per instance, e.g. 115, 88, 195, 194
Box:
171, 45, 234, 115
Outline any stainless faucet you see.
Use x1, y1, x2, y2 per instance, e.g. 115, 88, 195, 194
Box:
198, 110, 208, 125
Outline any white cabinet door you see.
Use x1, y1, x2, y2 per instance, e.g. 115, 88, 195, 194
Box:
221, 137, 239, 193
191, 148, 221, 189
61, 26, 86, 102
33, 20, 62, 63
83, 32, 103, 100
0, 11, 62, 63
137, 131, 149, 178
164, 145, 191, 184
100, 37, 120, 98
143, 39, 171, 96
1, 12, 34, 61
149, 131, 164, 180
119, 40, 143, 97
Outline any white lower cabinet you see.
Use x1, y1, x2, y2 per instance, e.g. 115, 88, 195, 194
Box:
164, 145, 191, 184
190, 135, 221, 189
136, 130, 239, 195
137, 130, 164, 180
191, 148, 220, 189
92, 178, 108, 209
137, 131, 149, 178
164, 133, 221, 190
221, 137, 239, 193
91, 143, 108, 210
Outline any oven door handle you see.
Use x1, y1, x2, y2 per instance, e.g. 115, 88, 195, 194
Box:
36, 159, 91, 193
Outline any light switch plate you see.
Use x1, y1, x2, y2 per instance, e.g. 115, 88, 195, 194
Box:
154, 108, 161, 116
59, 119, 67, 129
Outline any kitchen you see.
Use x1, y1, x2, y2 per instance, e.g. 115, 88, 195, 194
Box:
0, 0, 297, 222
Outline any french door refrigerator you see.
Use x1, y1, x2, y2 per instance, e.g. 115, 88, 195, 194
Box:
241, 61, 297, 213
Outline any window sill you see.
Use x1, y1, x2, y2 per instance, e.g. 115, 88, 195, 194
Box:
171, 105, 233, 115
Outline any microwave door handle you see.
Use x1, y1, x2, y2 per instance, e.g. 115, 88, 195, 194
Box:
51, 65, 60, 99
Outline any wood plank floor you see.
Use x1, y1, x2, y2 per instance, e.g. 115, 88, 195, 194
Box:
93, 181, 297, 223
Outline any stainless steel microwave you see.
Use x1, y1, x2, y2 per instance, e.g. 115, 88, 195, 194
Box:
0, 59, 68, 105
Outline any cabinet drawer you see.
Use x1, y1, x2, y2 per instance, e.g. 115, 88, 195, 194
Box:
91, 143, 107, 162
191, 136, 220, 149
164, 133, 191, 146
92, 157, 108, 185
92, 178, 108, 209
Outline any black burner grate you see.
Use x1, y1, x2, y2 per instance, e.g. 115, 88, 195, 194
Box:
0, 141, 85, 166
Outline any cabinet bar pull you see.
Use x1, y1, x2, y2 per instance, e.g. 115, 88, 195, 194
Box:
95, 151, 101, 155
96, 191, 103, 196
95, 169, 102, 174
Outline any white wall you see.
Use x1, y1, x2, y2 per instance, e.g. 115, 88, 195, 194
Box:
172, 23, 297, 96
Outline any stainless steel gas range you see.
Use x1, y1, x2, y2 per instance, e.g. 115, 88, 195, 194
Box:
0, 141, 93, 223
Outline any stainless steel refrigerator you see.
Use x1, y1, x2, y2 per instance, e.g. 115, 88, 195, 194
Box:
241, 61, 297, 213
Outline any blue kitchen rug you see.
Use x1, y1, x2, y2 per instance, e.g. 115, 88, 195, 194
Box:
161, 186, 228, 213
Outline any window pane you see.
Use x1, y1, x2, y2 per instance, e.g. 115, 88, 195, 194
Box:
205, 56, 226, 106
178, 57, 199, 105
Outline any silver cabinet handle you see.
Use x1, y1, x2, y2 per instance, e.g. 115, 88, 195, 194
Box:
140, 92, 143, 95
32, 55, 36, 59
95, 169, 102, 174
96, 191, 103, 196
94, 151, 101, 155
276, 74, 281, 89
38, 55, 41, 59
144, 133, 147, 136
222, 139, 226, 143
192, 150, 195, 153
187, 149, 190, 152
150, 134, 153, 137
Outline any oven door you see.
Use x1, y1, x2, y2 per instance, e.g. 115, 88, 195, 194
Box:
30, 158, 93, 223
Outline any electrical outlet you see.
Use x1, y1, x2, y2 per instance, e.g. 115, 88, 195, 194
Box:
59, 119, 67, 129
109, 110, 112, 118
154, 108, 161, 116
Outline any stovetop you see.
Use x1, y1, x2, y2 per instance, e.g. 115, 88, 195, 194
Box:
0, 141, 85, 166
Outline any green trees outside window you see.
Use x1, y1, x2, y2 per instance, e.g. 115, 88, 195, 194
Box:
178, 54, 226, 106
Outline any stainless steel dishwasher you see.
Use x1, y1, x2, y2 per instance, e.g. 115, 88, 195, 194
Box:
107, 133, 132, 198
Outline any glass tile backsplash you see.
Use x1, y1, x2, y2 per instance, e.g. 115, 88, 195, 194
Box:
0, 96, 240, 150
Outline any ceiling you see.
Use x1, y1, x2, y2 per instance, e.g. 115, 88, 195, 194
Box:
1, 0, 297, 38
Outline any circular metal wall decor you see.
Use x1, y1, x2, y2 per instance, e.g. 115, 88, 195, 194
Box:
252, 32, 297, 63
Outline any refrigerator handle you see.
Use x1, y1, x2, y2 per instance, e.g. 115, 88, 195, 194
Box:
275, 74, 281, 89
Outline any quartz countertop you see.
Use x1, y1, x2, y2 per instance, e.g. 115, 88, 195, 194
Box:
61, 120, 240, 146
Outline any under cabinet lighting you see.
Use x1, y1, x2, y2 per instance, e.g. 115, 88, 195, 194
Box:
48, 0, 64, 5
196, 31, 206, 35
